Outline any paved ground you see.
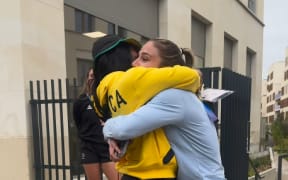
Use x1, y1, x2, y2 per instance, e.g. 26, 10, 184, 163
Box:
274, 153, 288, 180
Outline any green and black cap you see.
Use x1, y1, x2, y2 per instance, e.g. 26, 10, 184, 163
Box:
93, 35, 141, 60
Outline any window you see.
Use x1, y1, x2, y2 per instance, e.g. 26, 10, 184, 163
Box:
224, 37, 233, 70
267, 105, 274, 113
94, 17, 115, 35
118, 26, 128, 38
192, 17, 206, 68
75, 9, 115, 36
246, 48, 255, 77
118, 27, 148, 44
108, 23, 115, 35
75, 9, 95, 33
248, 0, 256, 13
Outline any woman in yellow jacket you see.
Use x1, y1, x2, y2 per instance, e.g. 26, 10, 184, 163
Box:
92, 35, 200, 180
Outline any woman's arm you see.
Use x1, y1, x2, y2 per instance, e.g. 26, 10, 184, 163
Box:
103, 89, 184, 140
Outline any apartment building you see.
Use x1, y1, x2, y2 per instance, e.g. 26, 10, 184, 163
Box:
262, 48, 288, 125
279, 49, 288, 120
1, 0, 264, 179
264, 62, 285, 124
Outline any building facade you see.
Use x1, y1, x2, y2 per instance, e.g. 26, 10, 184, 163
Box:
279, 49, 288, 120
261, 48, 288, 123
0, 0, 264, 179
261, 49, 288, 153
264, 62, 285, 124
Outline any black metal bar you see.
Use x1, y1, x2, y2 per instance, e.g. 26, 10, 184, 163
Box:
248, 157, 262, 180
44, 80, 52, 180
200, 67, 221, 72
65, 79, 74, 180
73, 78, 82, 180
278, 153, 288, 180
72, 78, 78, 103
213, 70, 219, 89
200, 68, 212, 88
30, 81, 42, 180
30, 99, 74, 104
247, 119, 251, 153
247, 78, 252, 153
30, 81, 34, 100
42, 165, 71, 169
221, 68, 250, 180
58, 79, 67, 180
199, 67, 221, 88
37, 80, 45, 180
51, 80, 59, 180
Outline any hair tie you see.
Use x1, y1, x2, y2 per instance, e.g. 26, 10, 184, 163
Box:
180, 48, 184, 55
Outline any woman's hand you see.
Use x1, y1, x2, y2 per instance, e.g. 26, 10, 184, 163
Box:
99, 119, 105, 126
107, 138, 121, 161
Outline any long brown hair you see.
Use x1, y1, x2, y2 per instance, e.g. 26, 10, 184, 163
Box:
79, 67, 94, 96
150, 39, 195, 67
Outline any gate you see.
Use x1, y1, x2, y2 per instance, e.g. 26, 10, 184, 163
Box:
201, 67, 251, 180
30, 79, 85, 180
30, 67, 251, 180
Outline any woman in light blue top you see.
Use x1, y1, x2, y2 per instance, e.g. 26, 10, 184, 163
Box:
103, 39, 226, 179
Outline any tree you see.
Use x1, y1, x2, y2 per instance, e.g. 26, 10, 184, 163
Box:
271, 117, 288, 153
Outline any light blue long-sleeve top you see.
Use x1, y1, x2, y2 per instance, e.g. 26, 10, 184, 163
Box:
103, 89, 226, 180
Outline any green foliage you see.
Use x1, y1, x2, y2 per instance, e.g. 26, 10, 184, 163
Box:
248, 155, 271, 177
248, 164, 255, 177
271, 119, 284, 144
282, 120, 288, 137
271, 118, 288, 154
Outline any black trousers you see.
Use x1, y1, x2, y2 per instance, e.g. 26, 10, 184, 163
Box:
122, 174, 176, 180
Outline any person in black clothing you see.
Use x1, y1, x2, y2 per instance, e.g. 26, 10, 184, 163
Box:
73, 68, 118, 180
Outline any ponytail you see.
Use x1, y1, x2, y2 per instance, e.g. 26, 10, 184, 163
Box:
181, 48, 194, 67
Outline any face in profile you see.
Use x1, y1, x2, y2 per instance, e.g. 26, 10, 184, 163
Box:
87, 69, 94, 89
132, 41, 162, 68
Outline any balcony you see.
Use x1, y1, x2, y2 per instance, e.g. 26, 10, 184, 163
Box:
274, 104, 281, 111
275, 92, 282, 101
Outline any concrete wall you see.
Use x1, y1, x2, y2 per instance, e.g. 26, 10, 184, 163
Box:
0, 0, 66, 179
65, 31, 95, 80
159, 0, 264, 152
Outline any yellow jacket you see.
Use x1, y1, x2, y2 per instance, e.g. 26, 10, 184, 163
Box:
96, 65, 200, 179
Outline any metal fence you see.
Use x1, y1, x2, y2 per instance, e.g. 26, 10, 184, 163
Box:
201, 67, 251, 180
278, 153, 288, 180
30, 79, 85, 180
30, 67, 252, 180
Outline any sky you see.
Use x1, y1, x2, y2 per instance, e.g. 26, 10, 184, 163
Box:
263, 0, 288, 78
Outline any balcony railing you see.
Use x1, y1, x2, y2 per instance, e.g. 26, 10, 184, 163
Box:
275, 93, 281, 101
274, 104, 281, 111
